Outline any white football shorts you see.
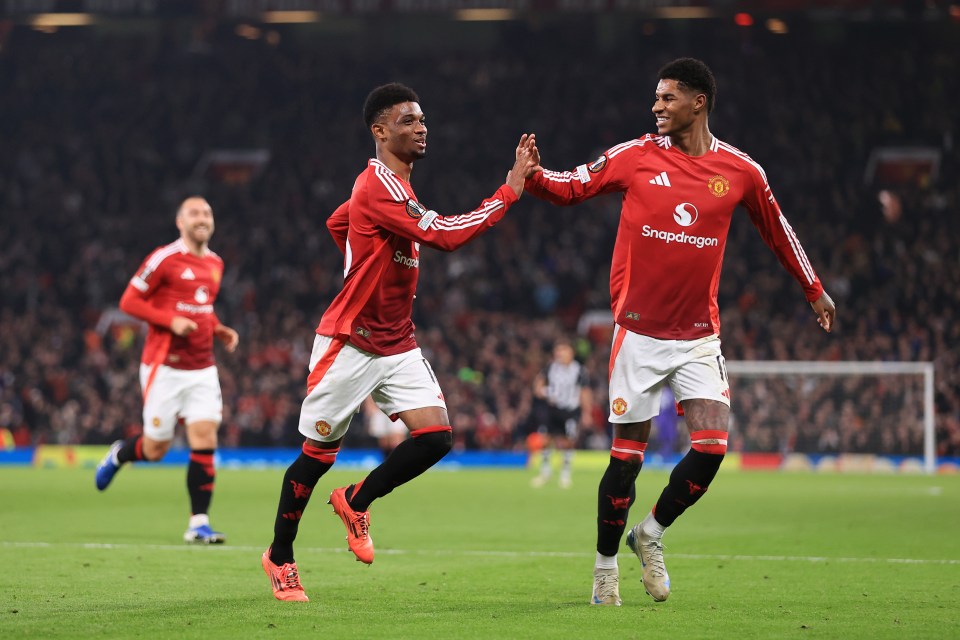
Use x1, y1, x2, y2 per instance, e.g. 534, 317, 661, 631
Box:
140, 364, 223, 440
607, 327, 730, 424
298, 335, 447, 442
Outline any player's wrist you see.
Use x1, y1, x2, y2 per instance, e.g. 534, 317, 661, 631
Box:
501, 182, 522, 204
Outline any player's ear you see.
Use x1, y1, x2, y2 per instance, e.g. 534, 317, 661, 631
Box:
694, 93, 707, 114
371, 122, 387, 142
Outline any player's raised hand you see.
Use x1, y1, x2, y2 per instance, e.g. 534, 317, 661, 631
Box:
526, 134, 541, 175
215, 324, 240, 352
170, 316, 198, 336
506, 134, 538, 197
515, 133, 541, 176
811, 291, 836, 333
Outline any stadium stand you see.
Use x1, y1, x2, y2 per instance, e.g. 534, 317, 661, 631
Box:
0, 16, 957, 457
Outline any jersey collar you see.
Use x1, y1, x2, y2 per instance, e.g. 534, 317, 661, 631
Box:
176, 238, 210, 256
662, 135, 720, 154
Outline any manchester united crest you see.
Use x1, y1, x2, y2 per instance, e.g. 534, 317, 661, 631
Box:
315, 420, 332, 437
707, 175, 730, 198
611, 398, 628, 416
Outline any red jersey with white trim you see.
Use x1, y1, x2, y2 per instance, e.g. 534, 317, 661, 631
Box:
120, 238, 224, 369
526, 134, 824, 340
318, 158, 519, 356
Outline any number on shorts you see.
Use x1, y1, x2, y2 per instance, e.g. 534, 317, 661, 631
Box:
716, 355, 727, 382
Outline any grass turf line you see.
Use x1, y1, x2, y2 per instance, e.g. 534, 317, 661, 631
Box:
1, 467, 958, 639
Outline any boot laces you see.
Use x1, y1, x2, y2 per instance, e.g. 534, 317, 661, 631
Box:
282, 565, 302, 589
595, 572, 618, 598
643, 540, 667, 577
350, 512, 370, 539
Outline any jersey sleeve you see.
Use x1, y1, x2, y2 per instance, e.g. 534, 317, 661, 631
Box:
524, 142, 638, 205
368, 169, 519, 252
741, 164, 825, 302
119, 252, 177, 328
326, 200, 350, 255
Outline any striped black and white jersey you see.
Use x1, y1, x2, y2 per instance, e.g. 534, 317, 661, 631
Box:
543, 360, 589, 411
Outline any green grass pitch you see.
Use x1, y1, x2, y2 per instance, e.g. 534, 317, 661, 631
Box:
1, 465, 958, 639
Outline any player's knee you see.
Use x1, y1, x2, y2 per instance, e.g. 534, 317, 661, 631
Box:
610, 437, 647, 467
414, 429, 453, 459
185, 420, 220, 450
301, 440, 340, 466
689, 429, 728, 456
142, 439, 171, 462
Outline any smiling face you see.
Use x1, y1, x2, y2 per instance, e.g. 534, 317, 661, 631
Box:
651, 78, 706, 136
373, 101, 427, 164
176, 197, 214, 247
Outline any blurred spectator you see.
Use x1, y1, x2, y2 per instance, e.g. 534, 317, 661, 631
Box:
0, 17, 956, 456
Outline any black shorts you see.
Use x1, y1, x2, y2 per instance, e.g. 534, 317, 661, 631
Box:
544, 406, 579, 439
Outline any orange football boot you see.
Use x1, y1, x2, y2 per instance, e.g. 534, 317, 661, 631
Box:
328, 486, 374, 564
261, 547, 309, 602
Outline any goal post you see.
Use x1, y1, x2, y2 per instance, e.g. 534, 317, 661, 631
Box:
724, 361, 936, 474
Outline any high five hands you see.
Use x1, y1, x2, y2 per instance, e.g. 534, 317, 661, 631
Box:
506, 133, 542, 198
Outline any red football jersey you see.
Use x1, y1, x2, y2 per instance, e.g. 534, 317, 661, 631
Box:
120, 238, 224, 369
318, 158, 519, 355
526, 134, 824, 340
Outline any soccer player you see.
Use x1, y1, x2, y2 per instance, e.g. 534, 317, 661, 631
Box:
95, 196, 239, 545
261, 83, 539, 602
531, 338, 592, 489
524, 58, 836, 606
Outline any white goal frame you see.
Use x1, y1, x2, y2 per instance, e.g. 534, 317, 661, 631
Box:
725, 361, 936, 474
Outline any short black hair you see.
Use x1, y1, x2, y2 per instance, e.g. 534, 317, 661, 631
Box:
363, 83, 420, 128
657, 58, 717, 113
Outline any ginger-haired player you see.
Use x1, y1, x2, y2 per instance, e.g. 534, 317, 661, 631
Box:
96, 196, 239, 544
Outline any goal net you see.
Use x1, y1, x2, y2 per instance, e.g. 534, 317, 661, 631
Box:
724, 361, 935, 473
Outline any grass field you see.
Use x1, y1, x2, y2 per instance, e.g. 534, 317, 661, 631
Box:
1, 465, 958, 639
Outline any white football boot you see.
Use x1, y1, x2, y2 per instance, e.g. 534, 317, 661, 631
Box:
626, 523, 670, 602
590, 567, 622, 606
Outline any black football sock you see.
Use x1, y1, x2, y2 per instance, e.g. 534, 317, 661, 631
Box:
651, 449, 724, 527
596, 438, 646, 556
187, 449, 216, 517
348, 427, 452, 512
270, 443, 338, 564
116, 436, 148, 463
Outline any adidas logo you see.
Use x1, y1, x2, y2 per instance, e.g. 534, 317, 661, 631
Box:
649, 171, 671, 187
180, 268, 196, 280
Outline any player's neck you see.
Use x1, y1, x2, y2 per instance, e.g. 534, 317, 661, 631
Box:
669, 125, 713, 157
181, 237, 207, 257
376, 150, 414, 182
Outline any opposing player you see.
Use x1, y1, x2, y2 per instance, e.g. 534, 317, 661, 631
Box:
261, 83, 539, 602
95, 196, 239, 544
531, 338, 592, 489
524, 58, 836, 606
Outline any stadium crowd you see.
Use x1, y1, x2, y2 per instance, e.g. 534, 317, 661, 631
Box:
0, 17, 957, 457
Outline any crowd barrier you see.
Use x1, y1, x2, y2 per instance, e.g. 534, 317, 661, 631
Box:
0, 446, 957, 474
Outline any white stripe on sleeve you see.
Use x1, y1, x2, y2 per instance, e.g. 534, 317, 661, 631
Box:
779, 214, 816, 285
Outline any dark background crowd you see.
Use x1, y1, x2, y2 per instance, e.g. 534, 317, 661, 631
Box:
1, 10, 957, 458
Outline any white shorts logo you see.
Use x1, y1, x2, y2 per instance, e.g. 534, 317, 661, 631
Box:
674, 203, 699, 227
